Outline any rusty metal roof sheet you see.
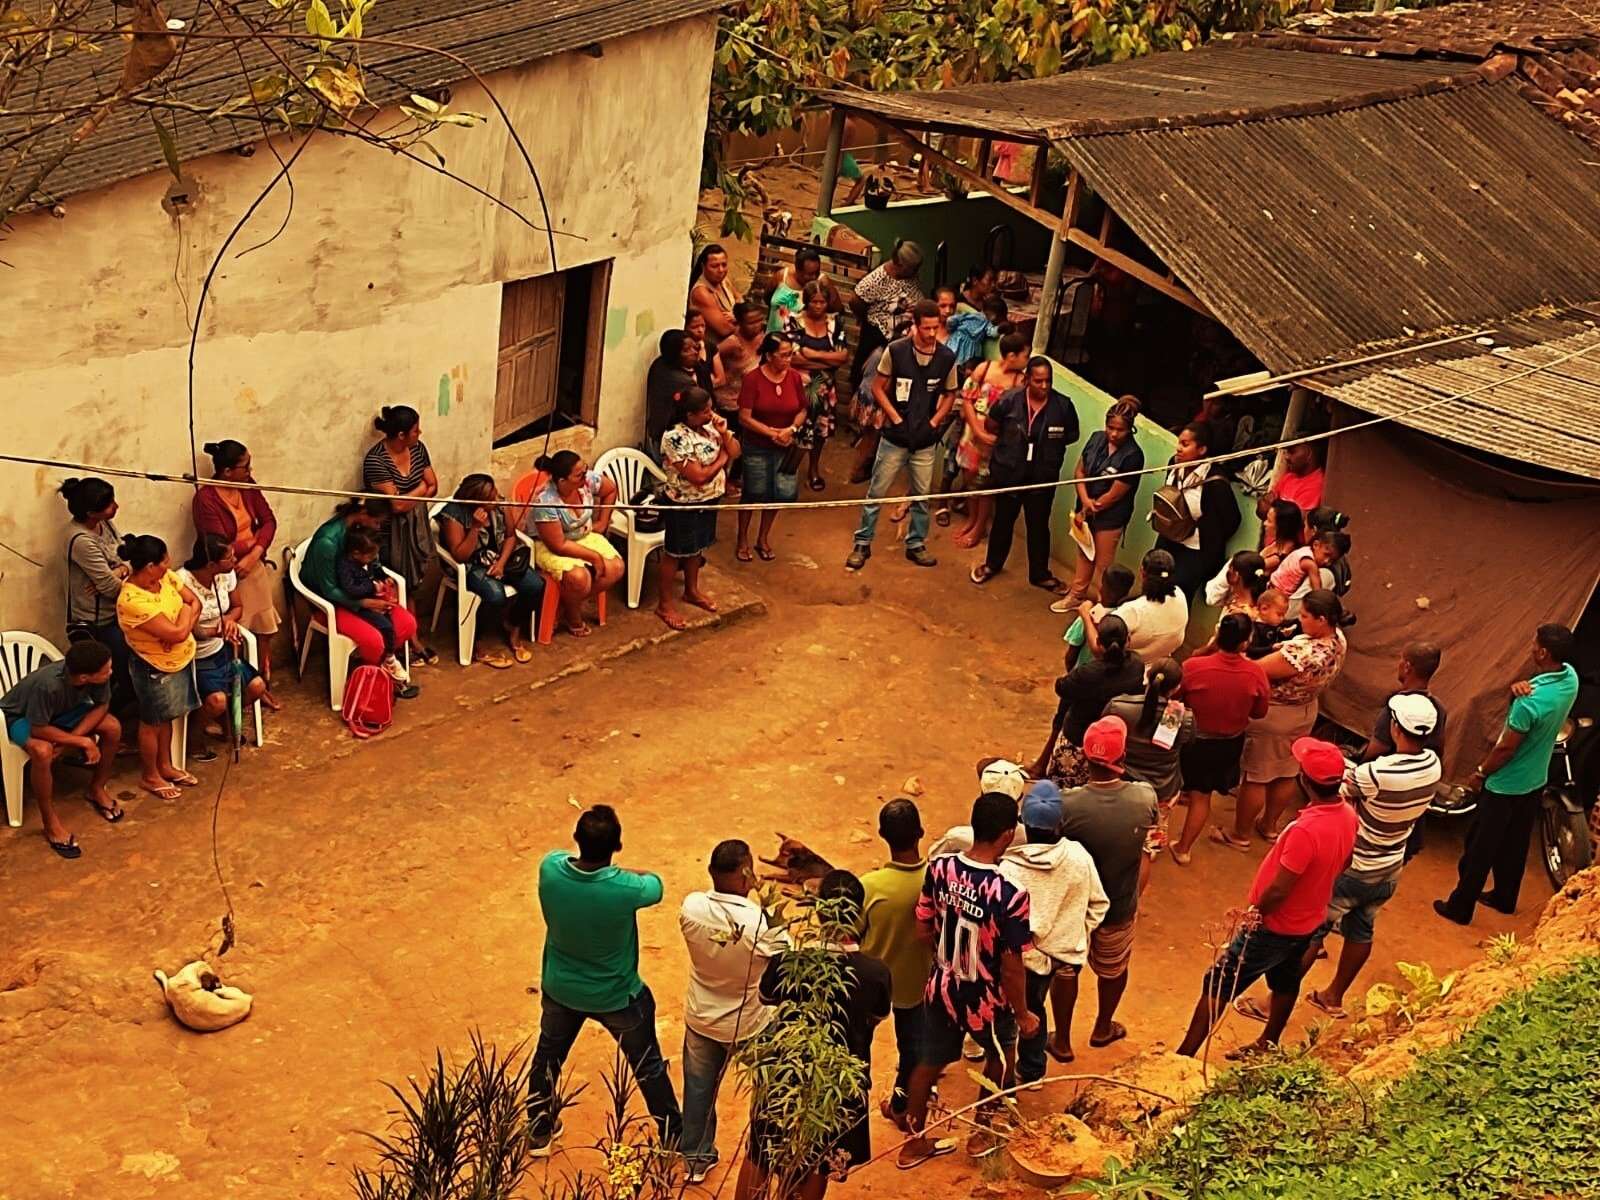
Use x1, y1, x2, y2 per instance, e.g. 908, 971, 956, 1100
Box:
821, 44, 1484, 141
3, 0, 723, 208
1054, 79, 1600, 375
1303, 310, 1600, 479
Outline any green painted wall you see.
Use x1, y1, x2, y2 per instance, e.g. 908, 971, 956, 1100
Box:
825, 193, 1053, 288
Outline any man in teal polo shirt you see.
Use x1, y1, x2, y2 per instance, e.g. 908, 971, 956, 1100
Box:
527, 805, 681, 1153
1436, 624, 1579, 925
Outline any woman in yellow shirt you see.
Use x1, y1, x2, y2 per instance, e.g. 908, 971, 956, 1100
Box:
115, 534, 202, 800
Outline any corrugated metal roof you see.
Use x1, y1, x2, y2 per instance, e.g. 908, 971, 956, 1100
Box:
821, 44, 1484, 141
3, 0, 723, 207
1055, 79, 1600, 374
1304, 310, 1600, 479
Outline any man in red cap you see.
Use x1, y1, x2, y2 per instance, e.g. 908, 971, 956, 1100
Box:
1058, 715, 1159, 1051
1176, 737, 1356, 1059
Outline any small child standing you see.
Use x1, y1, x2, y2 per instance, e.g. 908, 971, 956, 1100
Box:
1063, 564, 1135, 671
336, 529, 416, 696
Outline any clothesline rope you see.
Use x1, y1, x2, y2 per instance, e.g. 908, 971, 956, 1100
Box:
1, 335, 1595, 527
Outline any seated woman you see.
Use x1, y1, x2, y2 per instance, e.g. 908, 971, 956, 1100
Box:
1, 639, 123, 858
193, 439, 281, 678
177, 534, 279, 758
115, 534, 202, 800
527, 451, 624, 638
436, 473, 545, 666
302, 497, 421, 697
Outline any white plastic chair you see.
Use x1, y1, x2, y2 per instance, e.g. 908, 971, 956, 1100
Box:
0, 631, 63, 828
285, 536, 409, 711
428, 501, 537, 666
172, 627, 266, 769
593, 447, 668, 609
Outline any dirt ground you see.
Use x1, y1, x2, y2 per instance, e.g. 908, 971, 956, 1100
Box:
0, 442, 1548, 1200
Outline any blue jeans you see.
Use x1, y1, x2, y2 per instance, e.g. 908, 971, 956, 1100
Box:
465, 563, 543, 632
527, 985, 682, 1145
853, 440, 936, 549
680, 1028, 733, 1170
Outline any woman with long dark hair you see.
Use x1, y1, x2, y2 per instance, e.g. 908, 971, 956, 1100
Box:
645, 329, 701, 459
302, 496, 420, 694
1218, 588, 1352, 848
690, 243, 738, 339
437, 473, 545, 665
1059, 396, 1144, 611
1085, 549, 1189, 662
736, 333, 807, 562
115, 534, 201, 799
193, 439, 280, 678
1260, 498, 1304, 573
1101, 658, 1193, 884
178, 533, 278, 758
786, 279, 849, 491
60, 477, 135, 713
362, 405, 438, 664
1153, 421, 1224, 602
1034, 613, 1145, 784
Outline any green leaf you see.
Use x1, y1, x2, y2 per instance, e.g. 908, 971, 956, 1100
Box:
305, 0, 337, 41
149, 113, 182, 181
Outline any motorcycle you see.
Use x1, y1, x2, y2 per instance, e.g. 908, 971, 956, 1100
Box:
1538, 709, 1599, 888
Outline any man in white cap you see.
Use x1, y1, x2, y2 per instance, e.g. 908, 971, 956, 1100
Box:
1303, 693, 1442, 1018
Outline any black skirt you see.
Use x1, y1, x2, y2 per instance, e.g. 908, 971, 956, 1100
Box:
1179, 733, 1247, 796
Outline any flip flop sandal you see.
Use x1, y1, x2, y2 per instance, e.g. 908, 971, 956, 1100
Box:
1045, 1041, 1076, 1064
896, 1139, 957, 1170
809, 478, 826, 492
48, 836, 83, 859
1031, 575, 1069, 594
970, 564, 995, 585
190, 745, 219, 763
167, 771, 200, 788
655, 609, 688, 631
141, 781, 182, 800
1254, 820, 1281, 844
735, 547, 754, 563
415, 646, 440, 666
1088, 1021, 1128, 1048
1233, 997, 1270, 1023
512, 645, 534, 664
1170, 848, 1192, 866
1226, 1041, 1269, 1062
565, 622, 593, 639
90, 800, 125, 823
755, 545, 776, 561
1306, 992, 1347, 1020
935, 509, 952, 526
475, 651, 514, 670
1209, 826, 1253, 852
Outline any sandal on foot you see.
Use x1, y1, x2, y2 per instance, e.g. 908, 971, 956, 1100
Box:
89, 798, 125, 823
1031, 574, 1069, 595
475, 650, 514, 670
935, 509, 952, 527
1046, 1041, 1076, 1064
1089, 1021, 1128, 1048
141, 781, 182, 801
655, 608, 688, 631
512, 644, 534, 664
166, 770, 200, 788
1209, 826, 1253, 851
48, 835, 83, 860
1170, 847, 1193, 866
1306, 992, 1347, 1020
1233, 996, 1270, 1023
735, 546, 754, 563
754, 545, 776, 561
1226, 1041, 1271, 1062
1254, 819, 1280, 844
809, 477, 826, 492
970, 564, 996, 585
565, 622, 593, 639
684, 593, 718, 614
896, 1138, 957, 1170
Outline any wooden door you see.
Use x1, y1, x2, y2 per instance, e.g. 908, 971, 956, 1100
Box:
495, 275, 565, 439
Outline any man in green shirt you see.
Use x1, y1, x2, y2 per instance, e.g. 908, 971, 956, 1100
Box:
528, 805, 681, 1154
859, 798, 932, 1128
1437, 624, 1580, 925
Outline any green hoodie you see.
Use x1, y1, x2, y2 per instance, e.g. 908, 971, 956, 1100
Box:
302, 517, 354, 609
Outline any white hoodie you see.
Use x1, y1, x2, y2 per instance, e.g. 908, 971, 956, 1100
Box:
999, 838, 1109, 974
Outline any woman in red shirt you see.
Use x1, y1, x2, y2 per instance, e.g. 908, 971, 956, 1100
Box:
736, 334, 806, 563
192, 439, 280, 678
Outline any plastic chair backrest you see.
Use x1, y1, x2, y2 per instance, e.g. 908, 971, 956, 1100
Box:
594, 447, 661, 504
0, 631, 63, 694
428, 501, 464, 570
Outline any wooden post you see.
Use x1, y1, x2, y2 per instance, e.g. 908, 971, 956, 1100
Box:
1029, 144, 1048, 206
817, 109, 846, 219
977, 137, 993, 179
1274, 386, 1312, 481
1033, 169, 1083, 356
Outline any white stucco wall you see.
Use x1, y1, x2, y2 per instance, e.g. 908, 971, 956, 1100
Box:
0, 15, 715, 634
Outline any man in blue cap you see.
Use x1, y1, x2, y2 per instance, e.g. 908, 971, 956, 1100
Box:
997, 780, 1110, 1079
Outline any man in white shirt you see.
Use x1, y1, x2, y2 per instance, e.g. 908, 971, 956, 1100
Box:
678, 840, 788, 1182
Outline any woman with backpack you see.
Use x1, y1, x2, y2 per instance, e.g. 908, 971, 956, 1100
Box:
436, 474, 545, 666
1151, 422, 1238, 603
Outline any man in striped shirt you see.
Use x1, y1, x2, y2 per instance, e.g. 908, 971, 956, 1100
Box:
1302, 693, 1442, 1018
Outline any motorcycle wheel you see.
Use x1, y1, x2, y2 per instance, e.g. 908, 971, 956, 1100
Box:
1541, 793, 1596, 889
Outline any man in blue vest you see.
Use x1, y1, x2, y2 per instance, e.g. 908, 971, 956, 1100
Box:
1435, 623, 1580, 925
846, 298, 958, 571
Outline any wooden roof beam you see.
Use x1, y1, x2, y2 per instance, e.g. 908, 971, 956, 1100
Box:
872, 118, 1061, 232
1066, 228, 1211, 317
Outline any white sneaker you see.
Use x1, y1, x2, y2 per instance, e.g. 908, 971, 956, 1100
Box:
380, 655, 410, 683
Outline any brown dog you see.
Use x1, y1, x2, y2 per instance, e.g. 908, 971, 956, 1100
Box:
758, 834, 834, 891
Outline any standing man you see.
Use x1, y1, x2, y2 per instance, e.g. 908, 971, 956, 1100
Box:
528, 805, 681, 1155
897, 792, 1037, 1169
1362, 640, 1445, 862
970, 356, 1080, 592
1058, 716, 1159, 1049
679, 840, 788, 1182
846, 298, 958, 572
1176, 738, 1357, 1058
997, 781, 1109, 1075
860, 798, 933, 1130
1, 639, 123, 858
1304, 695, 1442, 1018
1436, 623, 1580, 924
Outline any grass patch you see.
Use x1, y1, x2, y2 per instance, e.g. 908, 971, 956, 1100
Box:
1126, 956, 1600, 1199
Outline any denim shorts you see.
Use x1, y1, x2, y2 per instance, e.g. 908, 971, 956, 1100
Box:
741, 444, 798, 504
1201, 925, 1313, 1000
128, 654, 200, 723
194, 645, 261, 699
7, 703, 95, 746
1317, 871, 1399, 945
663, 503, 718, 558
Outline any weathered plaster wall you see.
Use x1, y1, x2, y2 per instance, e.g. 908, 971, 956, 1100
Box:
0, 15, 714, 633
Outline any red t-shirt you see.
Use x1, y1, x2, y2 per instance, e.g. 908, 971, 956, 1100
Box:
738, 367, 805, 450
1248, 801, 1357, 936
1269, 467, 1325, 514
1180, 651, 1271, 738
